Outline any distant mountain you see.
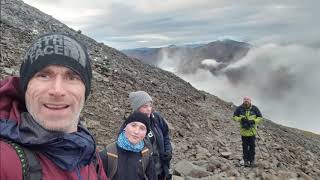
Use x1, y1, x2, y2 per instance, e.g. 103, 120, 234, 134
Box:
122, 47, 160, 65
122, 43, 205, 65
122, 39, 250, 74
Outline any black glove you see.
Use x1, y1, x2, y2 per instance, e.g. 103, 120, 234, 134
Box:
249, 120, 255, 125
241, 117, 248, 121
241, 118, 254, 129
165, 174, 173, 180
160, 152, 172, 162
161, 160, 171, 180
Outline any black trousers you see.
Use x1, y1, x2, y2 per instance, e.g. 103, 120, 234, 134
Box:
241, 136, 256, 162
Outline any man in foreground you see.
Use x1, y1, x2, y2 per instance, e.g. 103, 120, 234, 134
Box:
0, 33, 107, 179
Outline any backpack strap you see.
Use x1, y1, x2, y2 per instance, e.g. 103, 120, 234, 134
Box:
1, 138, 42, 180
141, 146, 150, 179
23, 148, 42, 180
2, 139, 102, 180
92, 152, 103, 180
105, 142, 118, 180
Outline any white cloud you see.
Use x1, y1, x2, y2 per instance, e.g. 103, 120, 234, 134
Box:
137, 40, 148, 43
133, 34, 171, 41
124, 0, 224, 13
158, 43, 320, 133
201, 59, 221, 68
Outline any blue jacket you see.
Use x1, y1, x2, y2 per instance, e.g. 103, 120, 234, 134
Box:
233, 104, 263, 136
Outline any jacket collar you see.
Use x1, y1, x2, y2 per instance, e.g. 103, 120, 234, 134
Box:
0, 76, 26, 123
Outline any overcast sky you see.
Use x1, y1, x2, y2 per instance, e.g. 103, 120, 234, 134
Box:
23, 0, 319, 50
22, 0, 320, 134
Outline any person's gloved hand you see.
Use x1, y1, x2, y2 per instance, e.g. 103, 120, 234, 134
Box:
241, 117, 248, 122
160, 152, 172, 162
165, 174, 173, 180
240, 117, 254, 129
248, 120, 255, 125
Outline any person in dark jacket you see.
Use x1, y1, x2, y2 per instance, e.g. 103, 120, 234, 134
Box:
128, 91, 173, 180
233, 96, 263, 167
100, 111, 157, 180
0, 33, 107, 180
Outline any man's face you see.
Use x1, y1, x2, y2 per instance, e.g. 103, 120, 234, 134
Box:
137, 102, 152, 118
243, 100, 251, 108
25, 65, 85, 133
124, 122, 147, 145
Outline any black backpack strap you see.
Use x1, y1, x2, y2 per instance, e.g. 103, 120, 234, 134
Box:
92, 152, 103, 180
1, 138, 42, 180
141, 146, 150, 179
99, 149, 108, 176
105, 142, 118, 179
23, 148, 42, 180
140, 139, 152, 179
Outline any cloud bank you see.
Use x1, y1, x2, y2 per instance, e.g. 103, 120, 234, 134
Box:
159, 43, 320, 134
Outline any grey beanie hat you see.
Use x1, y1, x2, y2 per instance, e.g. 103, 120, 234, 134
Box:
129, 91, 153, 111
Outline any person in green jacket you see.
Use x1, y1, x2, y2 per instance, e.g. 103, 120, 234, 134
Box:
233, 96, 263, 167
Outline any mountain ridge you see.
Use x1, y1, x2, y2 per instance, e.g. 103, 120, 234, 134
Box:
122, 39, 250, 75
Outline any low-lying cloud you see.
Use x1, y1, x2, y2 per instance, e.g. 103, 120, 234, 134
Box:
159, 43, 320, 134
201, 59, 221, 68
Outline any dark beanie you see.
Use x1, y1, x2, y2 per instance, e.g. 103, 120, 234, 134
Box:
124, 111, 150, 134
19, 32, 92, 100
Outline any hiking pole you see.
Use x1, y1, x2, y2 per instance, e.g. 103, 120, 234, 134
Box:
255, 128, 272, 157
250, 128, 263, 157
